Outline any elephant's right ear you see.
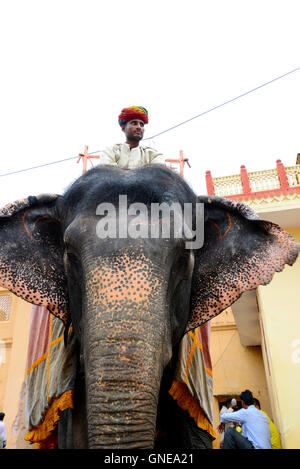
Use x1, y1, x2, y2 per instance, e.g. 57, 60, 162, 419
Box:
0, 195, 69, 325
186, 195, 300, 332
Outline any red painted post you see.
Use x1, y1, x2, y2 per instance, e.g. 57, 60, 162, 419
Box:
166, 150, 190, 178
240, 165, 251, 195
276, 159, 289, 190
179, 150, 184, 177
77, 146, 100, 174
205, 171, 215, 195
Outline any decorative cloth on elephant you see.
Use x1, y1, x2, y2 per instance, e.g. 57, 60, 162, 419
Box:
169, 322, 217, 440
24, 306, 77, 449
118, 106, 149, 127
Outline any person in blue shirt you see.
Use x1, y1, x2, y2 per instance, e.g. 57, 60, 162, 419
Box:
218, 390, 272, 449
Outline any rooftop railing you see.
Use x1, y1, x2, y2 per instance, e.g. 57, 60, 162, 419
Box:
206, 160, 300, 200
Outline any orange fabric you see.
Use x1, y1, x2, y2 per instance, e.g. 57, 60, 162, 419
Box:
184, 329, 213, 380
27, 325, 73, 376
184, 331, 200, 384
34, 433, 58, 450
25, 389, 74, 448
169, 379, 216, 440
186, 328, 212, 376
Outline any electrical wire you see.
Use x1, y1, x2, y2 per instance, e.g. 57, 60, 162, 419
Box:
212, 330, 237, 370
0, 66, 299, 178
0, 156, 79, 178
144, 66, 300, 140
0, 149, 105, 178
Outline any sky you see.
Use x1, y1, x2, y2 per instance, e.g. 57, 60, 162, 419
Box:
0, 0, 299, 206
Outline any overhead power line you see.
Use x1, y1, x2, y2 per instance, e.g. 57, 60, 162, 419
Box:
143, 66, 300, 140
0, 66, 299, 178
0, 149, 104, 178
0, 156, 78, 178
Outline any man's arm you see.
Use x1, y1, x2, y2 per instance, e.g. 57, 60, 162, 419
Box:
220, 408, 246, 424
151, 153, 165, 165
99, 146, 119, 166
147, 148, 165, 165
217, 423, 225, 433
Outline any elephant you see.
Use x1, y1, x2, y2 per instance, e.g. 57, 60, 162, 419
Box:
0, 164, 298, 449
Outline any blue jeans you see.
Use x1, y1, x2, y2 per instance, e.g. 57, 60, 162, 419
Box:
223, 427, 254, 449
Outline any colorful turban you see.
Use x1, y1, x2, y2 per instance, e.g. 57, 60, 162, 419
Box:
118, 106, 149, 127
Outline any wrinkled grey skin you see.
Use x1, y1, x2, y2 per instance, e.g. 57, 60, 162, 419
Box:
0, 165, 298, 449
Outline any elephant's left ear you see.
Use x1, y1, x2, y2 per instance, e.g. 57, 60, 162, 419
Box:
187, 195, 300, 332
0, 194, 69, 325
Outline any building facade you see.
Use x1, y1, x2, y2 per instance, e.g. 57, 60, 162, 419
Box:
206, 159, 300, 449
0, 287, 32, 448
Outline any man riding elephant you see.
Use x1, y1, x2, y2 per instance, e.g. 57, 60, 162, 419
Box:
99, 106, 165, 169
97, 106, 214, 448
22, 107, 215, 449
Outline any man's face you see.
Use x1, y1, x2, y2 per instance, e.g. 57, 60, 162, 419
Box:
123, 119, 145, 142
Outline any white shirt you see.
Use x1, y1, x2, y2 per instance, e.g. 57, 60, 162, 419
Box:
220, 404, 272, 449
0, 421, 7, 444
219, 406, 234, 442
220, 405, 234, 416
100, 143, 165, 169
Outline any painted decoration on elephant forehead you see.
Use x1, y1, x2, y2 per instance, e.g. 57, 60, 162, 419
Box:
86, 251, 164, 308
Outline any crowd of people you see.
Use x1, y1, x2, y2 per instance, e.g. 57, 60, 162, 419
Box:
218, 390, 281, 449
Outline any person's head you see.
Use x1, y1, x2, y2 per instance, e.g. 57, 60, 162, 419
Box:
118, 106, 149, 147
0, 412, 5, 421
240, 390, 254, 408
253, 398, 261, 409
231, 398, 237, 408
225, 398, 232, 408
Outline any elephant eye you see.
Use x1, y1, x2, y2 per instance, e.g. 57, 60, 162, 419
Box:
66, 250, 80, 264
174, 250, 194, 279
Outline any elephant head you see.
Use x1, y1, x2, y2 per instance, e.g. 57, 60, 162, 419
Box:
0, 165, 298, 449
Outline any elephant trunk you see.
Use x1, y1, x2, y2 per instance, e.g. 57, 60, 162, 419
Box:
84, 322, 166, 448
82, 251, 171, 449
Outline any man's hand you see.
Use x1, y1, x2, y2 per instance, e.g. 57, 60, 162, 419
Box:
217, 423, 225, 433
